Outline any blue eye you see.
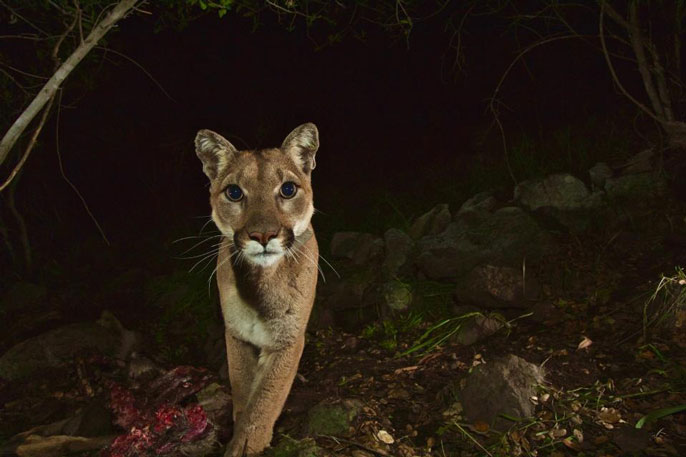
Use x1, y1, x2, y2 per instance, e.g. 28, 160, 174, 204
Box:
280, 182, 297, 199
225, 184, 243, 201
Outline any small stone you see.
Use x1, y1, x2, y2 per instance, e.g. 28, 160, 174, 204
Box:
376, 430, 394, 444
307, 399, 362, 437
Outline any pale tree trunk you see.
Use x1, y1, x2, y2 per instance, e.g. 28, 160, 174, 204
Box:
0, 0, 138, 168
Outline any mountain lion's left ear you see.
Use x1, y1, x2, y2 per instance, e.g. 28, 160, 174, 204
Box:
195, 129, 237, 181
281, 123, 319, 174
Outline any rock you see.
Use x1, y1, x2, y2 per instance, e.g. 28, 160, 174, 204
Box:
514, 173, 600, 231
416, 207, 553, 280
454, 265, 540, 309
14, 434, 115, 457
451, 314, 504, 346
381, 228, 414, 278
456, 192, 497, 217
97, 311, 140, 360
515, 173, 590, 211
380, 281, 413, 312
330, 232, 384, 265
0, 311, 137, 381
408, 204, 451, 240
307, 399, 363, 436
615, 148, 655, 175
460, 354, 544, 430
589, 162, 613, 189
604, 172, 665, 202
325, 268, 376, 312
264, 436, 322, 457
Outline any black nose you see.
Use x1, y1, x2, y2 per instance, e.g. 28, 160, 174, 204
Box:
249, 231, 278, 246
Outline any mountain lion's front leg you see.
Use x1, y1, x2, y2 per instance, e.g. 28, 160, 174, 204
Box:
225, 334, 258, 423
224, 335, 305, 457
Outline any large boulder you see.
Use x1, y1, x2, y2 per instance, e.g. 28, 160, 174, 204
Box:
454, 265, 540, 309
604, 172, 665, 203
380, 281, 413, 312
455, 191, 498, 218
589, 162, 613, 190
0, 311, 138, 381
514, 173, 590, 211
408, 204, 451, 240
362, 280, 413, 314
381, 228, 414, 279
324, 269, 376, 311
460, 354, 544, 430
416, 207, 553, 280
317, 267, 378, 330
514, 173, 602, 232
330, 232, 384, 265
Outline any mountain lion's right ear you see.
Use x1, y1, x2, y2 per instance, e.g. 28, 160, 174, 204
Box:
195, 129, 237, 180
281, 123, 319, 174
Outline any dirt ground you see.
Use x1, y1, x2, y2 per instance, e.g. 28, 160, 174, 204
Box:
1, 224, 686, 457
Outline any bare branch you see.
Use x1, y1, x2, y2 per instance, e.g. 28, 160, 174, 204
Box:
0, 0, 139, 168
647, 41, 674, 121
0, 3, 80, 191
601, 1, 630, 31
0, 62, 49, 80
489, 33, 585, 184
598, 3, 660, 123
94, 46, 177, 102
0, 67, 30, 94
54, 90, 110, 245
0, 95, 55, 192
627, 1, 665, 120
0, 0, 50, 36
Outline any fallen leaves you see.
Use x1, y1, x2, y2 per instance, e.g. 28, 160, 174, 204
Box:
597, 407, 623, 429
577, 336, 593, 350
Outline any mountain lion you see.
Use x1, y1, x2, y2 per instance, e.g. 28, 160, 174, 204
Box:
195, 123, 320, 456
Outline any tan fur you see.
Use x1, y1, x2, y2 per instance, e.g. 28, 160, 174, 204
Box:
195, 124, 320, 456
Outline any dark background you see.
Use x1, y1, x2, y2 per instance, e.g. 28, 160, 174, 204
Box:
0, 4, 652, 315
14, 10, 627, 248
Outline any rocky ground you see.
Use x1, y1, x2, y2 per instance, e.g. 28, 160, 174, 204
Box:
1, 152, 686, 456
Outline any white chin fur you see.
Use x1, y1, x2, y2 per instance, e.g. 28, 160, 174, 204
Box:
243, 239, 284, 267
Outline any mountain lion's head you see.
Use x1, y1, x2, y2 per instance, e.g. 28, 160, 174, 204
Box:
195, 123, 319, 267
